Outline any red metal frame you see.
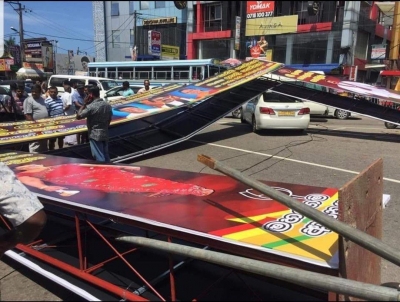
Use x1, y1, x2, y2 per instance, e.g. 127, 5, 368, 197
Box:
1, 200, 336, 301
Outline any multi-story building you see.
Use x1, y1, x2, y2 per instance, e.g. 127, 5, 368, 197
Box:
93, 1, 187, 62
93, 1, 393, 83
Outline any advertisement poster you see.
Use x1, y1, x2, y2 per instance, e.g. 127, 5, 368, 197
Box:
246, 1, 275, 19
1, 151, 339, 268
0, 59, 283, 146
41, 45, 54, 69
235, 16, 241, 51
161, 45, 180, 60
245, 15, 298, 36
270, 66, 400, 103
148, 30, 161, 57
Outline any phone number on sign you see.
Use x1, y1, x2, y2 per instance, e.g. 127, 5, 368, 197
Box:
246, 11, 274, 19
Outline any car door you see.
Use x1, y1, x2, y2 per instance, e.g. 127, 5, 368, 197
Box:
244, 97, 258, 123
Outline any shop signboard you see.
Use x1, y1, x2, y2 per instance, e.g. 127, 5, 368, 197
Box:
245, 15, 298, 36
8, 45, 21, 66
148, 30, 161, 56
371, 44, 386, 60
246, 1, 275, 19
161, 45, 180, 60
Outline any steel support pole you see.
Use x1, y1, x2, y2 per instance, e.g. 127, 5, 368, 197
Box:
117, 236, 400, 301
197, 154, 400, 268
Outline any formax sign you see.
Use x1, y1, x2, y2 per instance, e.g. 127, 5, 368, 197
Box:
148, 30, 161, 57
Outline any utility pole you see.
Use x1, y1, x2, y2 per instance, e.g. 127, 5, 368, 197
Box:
7, 1, 25, 65
133, 10, 142, 50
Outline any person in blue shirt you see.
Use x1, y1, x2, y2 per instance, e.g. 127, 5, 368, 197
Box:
45, 86, 65, 150
122, 81, 134, 97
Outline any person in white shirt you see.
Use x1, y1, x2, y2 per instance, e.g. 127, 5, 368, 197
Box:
62, 81, 77, 145
137, 80, 151, 94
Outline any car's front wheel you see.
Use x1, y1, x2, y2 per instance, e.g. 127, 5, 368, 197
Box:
232, 108, 242, 118
334, 109, 350, 120
384, 122, 398, 129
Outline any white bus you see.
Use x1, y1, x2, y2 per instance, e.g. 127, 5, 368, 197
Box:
87, 59, 228, 86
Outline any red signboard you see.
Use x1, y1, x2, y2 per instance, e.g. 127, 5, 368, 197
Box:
246, 1, 275, 19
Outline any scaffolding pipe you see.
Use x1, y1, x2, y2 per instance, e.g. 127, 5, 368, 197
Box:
197, 154, 400, 268
116, 236, 400, 301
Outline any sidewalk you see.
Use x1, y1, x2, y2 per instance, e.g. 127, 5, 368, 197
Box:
0, 259, 63, 301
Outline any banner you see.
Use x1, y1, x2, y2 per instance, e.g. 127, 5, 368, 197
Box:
0, 59, 283, 145
371, 44, 386, 60
41, 45, 54, 69
246, 1, 275, 19
245, 15, 298, 36
161, 45, 179, 60
8, 45, 21, 66
1, 150, 340, 268
0, 58, 14, 71
148, 30, 161, 56
22, 62, 44, 71
269, 66, 400, 102
234, 16, 241, 51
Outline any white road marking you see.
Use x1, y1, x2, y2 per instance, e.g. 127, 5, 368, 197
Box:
190, 139, 400, 184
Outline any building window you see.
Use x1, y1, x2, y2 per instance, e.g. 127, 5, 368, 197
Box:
130, 29, 135, 46
155, 1, 165, 9
129, 1, 134, 14
204, 3, 222, 32
111, 1, 119, 16
112, 30, 121, 48
292, 32, 329, 64
140, 1, 149, 10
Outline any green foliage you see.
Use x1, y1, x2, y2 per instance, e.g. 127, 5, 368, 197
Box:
3, 37, 16, 57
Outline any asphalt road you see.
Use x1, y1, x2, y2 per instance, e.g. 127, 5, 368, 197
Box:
1, 114, 400, 300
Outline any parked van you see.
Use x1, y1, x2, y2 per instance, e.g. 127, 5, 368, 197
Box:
47, 75, 119, 98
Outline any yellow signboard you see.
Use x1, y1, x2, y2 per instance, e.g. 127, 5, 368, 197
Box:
161, 45, 180, 59
245, 15, 298, 36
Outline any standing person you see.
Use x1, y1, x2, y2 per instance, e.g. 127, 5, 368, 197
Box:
23, 84, 49, 153
8, 85, 27, 119
137, 80, 151, 94
61, 81, 75, 115
76, 86, 113, 162
0, 163, 47, 257
73, 84, 88, 144
41, 82, 49, 98
45, 86, 65, 150
122, 81, 134, 97
61, 82, 77, 146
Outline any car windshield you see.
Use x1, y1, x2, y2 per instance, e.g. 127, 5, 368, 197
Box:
262, 92, 300, 103
100, 80, 119, 91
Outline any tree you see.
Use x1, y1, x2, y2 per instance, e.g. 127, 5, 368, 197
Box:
3, 37, 16, 57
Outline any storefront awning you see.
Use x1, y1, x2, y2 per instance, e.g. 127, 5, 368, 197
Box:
285, 63, 341, 74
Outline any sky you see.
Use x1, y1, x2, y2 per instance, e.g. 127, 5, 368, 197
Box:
3, 1, 95, 57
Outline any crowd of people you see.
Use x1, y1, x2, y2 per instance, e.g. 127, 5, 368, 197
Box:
0, 79, 158, 161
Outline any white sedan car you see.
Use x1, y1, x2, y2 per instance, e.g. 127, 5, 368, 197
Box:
241, 91, 310, 133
